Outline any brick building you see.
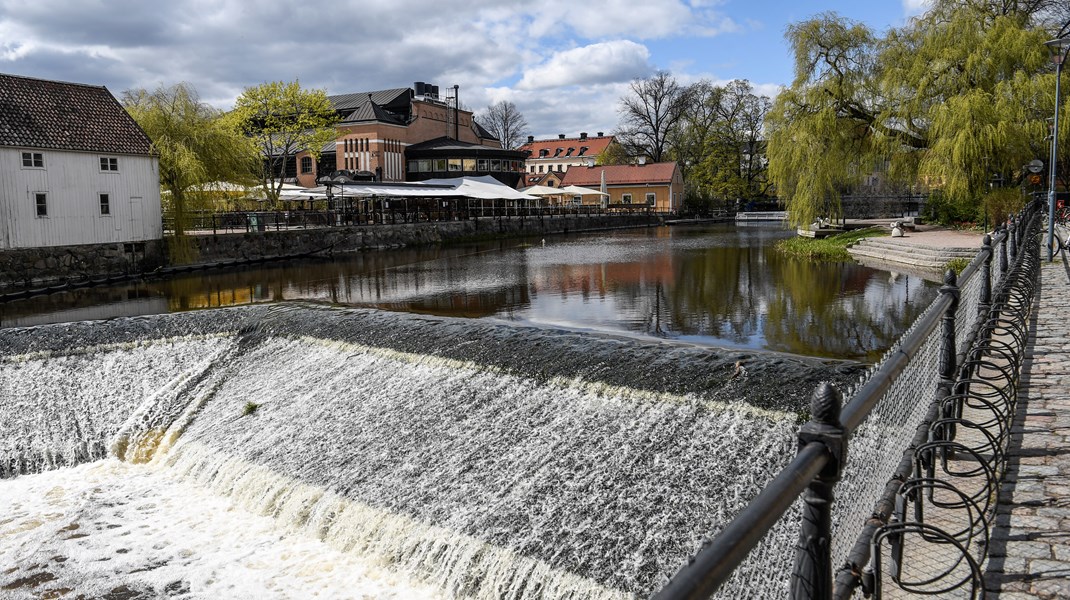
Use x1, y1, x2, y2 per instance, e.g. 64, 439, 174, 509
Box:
293, 83, 526, 188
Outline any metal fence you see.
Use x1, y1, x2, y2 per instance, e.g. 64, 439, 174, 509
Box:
163, 201, 662, 235
654, 198, 1042, 599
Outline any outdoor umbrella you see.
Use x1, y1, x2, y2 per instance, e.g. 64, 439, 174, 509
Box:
560, 185, 609, 197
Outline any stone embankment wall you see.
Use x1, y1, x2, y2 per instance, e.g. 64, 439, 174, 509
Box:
175, 215, 656, 265
0, 241, 167, 292
0, 215, 656, 294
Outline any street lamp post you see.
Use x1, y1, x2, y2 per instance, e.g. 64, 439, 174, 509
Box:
1046, 36, 1070, 261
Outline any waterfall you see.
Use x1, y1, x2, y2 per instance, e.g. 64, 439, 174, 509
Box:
0, 303, 858, 598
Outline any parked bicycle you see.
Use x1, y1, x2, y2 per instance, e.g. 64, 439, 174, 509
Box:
1046, 204, 1070, 255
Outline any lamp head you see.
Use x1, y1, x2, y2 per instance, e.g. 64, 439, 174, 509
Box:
1045, 37, 1070, 65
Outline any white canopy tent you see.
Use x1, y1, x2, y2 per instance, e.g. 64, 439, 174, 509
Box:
560, 185, 609, 197
309, 176, 537, 201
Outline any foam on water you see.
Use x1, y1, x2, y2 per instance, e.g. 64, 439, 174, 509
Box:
0, 304, 849, 598
0, 458, 443, 599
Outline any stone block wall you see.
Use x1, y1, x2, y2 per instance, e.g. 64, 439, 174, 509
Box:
0, 241, 166, 292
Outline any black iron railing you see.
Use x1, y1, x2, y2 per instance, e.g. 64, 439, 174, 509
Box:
655, 198, 1042, 599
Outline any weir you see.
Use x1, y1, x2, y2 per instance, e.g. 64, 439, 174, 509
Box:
0, 303, 860, 598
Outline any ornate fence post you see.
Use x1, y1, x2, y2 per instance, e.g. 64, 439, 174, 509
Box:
1008, 216, 1018, 265
979, 234, 993, 318
999, 225, 1009, 274
791, 383, 846, 600
935, 269, 961, 445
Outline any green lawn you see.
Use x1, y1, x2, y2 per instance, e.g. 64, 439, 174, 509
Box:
775, 227, 888, 261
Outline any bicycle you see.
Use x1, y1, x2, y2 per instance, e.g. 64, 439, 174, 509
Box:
1045, 205, 1070, 256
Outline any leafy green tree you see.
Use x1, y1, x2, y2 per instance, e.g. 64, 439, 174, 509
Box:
596, 140, 632, 165
675, 79, 771, 203
767, 1, 1059, 227
122, 83, 257, 236
228, 80, 339, 204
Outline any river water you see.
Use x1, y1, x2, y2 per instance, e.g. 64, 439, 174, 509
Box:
0, 223, 937, 361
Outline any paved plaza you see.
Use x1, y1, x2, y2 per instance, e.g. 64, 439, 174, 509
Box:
986, 257, 1070, 599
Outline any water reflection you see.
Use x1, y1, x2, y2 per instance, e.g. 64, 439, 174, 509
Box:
0, 224, 938, 360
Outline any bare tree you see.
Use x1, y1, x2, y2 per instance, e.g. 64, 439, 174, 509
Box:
616, 71, 691, 163
475, 100, 530, 149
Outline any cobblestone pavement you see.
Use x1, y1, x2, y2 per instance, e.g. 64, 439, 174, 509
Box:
985, 258, 1070, 599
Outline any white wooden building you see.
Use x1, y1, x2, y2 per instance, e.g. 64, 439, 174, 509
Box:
0, 73, 161, 249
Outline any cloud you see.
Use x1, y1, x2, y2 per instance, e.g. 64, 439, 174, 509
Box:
0, 0, 743, 139
902, 0, 933, 17
516, 41, 652, 90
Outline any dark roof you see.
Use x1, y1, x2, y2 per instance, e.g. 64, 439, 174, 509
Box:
0, 72, 152, 155
406, 136, 526, 159
472, 120, 498, 141
328, 88, 412, 112
343, 99, 407, 125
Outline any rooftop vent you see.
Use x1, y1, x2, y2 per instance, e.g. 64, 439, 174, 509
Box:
558, 134, 565, 139
580, 132, 587, 140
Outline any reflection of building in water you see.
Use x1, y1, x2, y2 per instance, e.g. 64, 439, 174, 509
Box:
170, 286, 262, 311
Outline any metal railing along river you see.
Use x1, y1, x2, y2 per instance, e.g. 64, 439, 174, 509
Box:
654, 199, 1042, 599
163, 201, 661, 235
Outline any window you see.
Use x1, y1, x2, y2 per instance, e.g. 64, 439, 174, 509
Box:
538, 165, 544, 173
530, 166, 535, 173
490, 159, 501, 171
447, 158, 462, 172
300, 156, 312, 173
622, 193, 632, 204
99, 193, 111, 215
434, 158, 447, 172
22, 152, 44, 168
477, 159, 489, 171
35, 192, 47, 217
100, 157, 119, 171
565, 148, 575, 156
646, 193, 656, 206
578, 146, 589, 156
463, 158, 476, 172
539, 149, 549, 157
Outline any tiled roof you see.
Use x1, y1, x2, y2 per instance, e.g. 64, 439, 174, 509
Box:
517, 134, 614, 159
560, 162, 678, 186
0, 73, 152, 155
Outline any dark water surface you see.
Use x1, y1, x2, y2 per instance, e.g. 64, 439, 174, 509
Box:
0, 224, 938, 360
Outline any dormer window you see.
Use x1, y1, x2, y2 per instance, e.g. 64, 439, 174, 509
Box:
553, 148, 563, 157
565, 148, 575, 156
539, 149, 549, 157
578, 146, 589, 156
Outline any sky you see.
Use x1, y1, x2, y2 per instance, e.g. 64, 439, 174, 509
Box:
0, 0, 934, 141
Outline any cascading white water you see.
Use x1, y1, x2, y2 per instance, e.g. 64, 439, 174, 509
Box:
0, 303, 853, 599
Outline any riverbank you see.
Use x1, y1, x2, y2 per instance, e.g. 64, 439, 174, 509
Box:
0, 214, 658, 300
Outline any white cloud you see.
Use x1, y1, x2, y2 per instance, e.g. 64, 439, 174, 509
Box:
517, 41, 652, 90
0, 0, 744, 138
902, 0, 933, 17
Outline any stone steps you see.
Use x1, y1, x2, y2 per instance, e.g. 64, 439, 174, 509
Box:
848, 237, 978, 270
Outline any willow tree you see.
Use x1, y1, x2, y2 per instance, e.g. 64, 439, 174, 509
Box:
122, 83, 258, 236
767, 1, 1058, 227
228, 80, 339, 205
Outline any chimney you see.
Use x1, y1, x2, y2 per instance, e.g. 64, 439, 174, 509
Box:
597, 132, 604, 137
527, 135, 534, 143
558, 134, 565, 140
580, 132, 587, 140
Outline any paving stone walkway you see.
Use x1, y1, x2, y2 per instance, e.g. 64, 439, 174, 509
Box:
985, 258, 1070, 599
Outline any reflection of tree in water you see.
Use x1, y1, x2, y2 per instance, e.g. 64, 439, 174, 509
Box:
761, 252, 932, 360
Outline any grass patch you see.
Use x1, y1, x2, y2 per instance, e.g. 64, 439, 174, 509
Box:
945, 257, 971, 274
775, 227, 888, 261
242, 401, 259, 416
